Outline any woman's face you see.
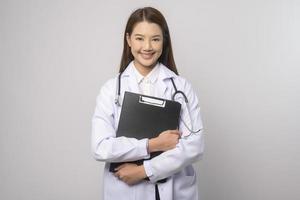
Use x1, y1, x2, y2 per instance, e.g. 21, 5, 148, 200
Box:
127, 21, 163, 71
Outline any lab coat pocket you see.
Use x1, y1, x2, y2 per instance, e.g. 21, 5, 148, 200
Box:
184, 174, 196, 187
181, 170, 197, 188
173, 166, 198, 199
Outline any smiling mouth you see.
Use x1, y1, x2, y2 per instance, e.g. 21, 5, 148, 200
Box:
140, 52, 155, 59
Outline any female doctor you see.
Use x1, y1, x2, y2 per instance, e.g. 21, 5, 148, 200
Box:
91, 7, 204, 200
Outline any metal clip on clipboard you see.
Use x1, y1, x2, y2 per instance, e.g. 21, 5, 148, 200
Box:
139, 95, 166, 108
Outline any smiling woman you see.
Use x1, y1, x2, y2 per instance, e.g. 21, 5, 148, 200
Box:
91, 7, 204, 200
126, 22, 163, 75
119, 7, 178, 76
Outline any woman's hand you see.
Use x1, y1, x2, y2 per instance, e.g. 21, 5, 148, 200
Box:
114, 163, 147, 185
148, 129, 181, 152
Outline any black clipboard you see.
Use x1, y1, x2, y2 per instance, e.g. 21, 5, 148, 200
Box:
109, 91, 181, 174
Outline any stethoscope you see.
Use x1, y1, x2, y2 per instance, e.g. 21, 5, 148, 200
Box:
114, 72, 202, 138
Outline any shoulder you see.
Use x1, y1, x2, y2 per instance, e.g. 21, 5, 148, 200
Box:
101, 76, 117, 91
174, 75, 190, 88
160, 63, 190, 86
171, 75, 198, 104
96, 75, 118, 100
175, 77, 196, 102
159, 63, 195, 93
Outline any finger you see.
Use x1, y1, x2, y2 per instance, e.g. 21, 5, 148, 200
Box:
177, 132, 182, 139
160, 130, 169, 135
115, 172, 124, 181
176, 131, 182, 137
169, 130, 181, 135
126, 181, 134, 186
170, 129, 180, 133
115, 168, 121, 175
177, 130, 182, 135
115, 164, 127, 171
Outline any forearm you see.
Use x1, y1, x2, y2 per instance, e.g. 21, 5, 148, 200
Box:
92, 135, 150, 162
148, 138, 160, 153
144, 132, 204, 182
92, 105, 150, 162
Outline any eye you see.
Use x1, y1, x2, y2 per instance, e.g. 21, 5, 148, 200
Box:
135, 37, 143, 41
153, 38, 161, 42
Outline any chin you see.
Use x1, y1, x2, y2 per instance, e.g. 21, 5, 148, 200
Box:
143, 62, 157, 69
140, 59, 158, 68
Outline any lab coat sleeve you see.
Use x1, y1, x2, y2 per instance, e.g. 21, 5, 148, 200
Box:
91, 79, 150, 162
143, 80, 204, 182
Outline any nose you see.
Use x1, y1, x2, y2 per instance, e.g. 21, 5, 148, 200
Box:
143, 40, 153, 51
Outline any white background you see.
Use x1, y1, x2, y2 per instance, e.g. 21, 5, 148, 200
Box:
1, 0, 299, 199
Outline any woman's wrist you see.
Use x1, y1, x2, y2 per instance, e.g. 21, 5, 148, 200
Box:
137, 165, 147, 179
148, 138, 159, 153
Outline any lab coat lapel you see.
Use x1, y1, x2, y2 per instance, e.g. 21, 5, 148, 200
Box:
156, 63, 176, 99
156, 78, 168, 98
121, 62, 140, 94
127, 74, 139, 93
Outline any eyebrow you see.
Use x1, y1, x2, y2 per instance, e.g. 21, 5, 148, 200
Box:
133, 34, 162, 38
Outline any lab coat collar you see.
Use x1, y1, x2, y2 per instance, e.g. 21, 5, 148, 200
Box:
121, 60, 177, 97
122, 61, 176, 80
132, 62, 160, 85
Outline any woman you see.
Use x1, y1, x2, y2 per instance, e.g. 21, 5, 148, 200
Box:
91, 7, 204, 200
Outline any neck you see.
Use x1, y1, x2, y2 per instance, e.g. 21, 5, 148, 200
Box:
133, 60, 157, 76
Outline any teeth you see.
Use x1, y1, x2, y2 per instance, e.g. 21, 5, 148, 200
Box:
141, 53, 153, 59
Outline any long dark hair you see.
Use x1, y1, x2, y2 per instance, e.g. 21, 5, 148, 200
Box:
119, 7, 178, 75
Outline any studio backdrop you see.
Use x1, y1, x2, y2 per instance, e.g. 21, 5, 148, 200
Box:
1, 0, 299, 200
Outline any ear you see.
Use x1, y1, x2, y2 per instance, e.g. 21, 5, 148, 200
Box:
126, 33, 131, 47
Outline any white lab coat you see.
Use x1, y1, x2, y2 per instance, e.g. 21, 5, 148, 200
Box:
91, 61, 204, 200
